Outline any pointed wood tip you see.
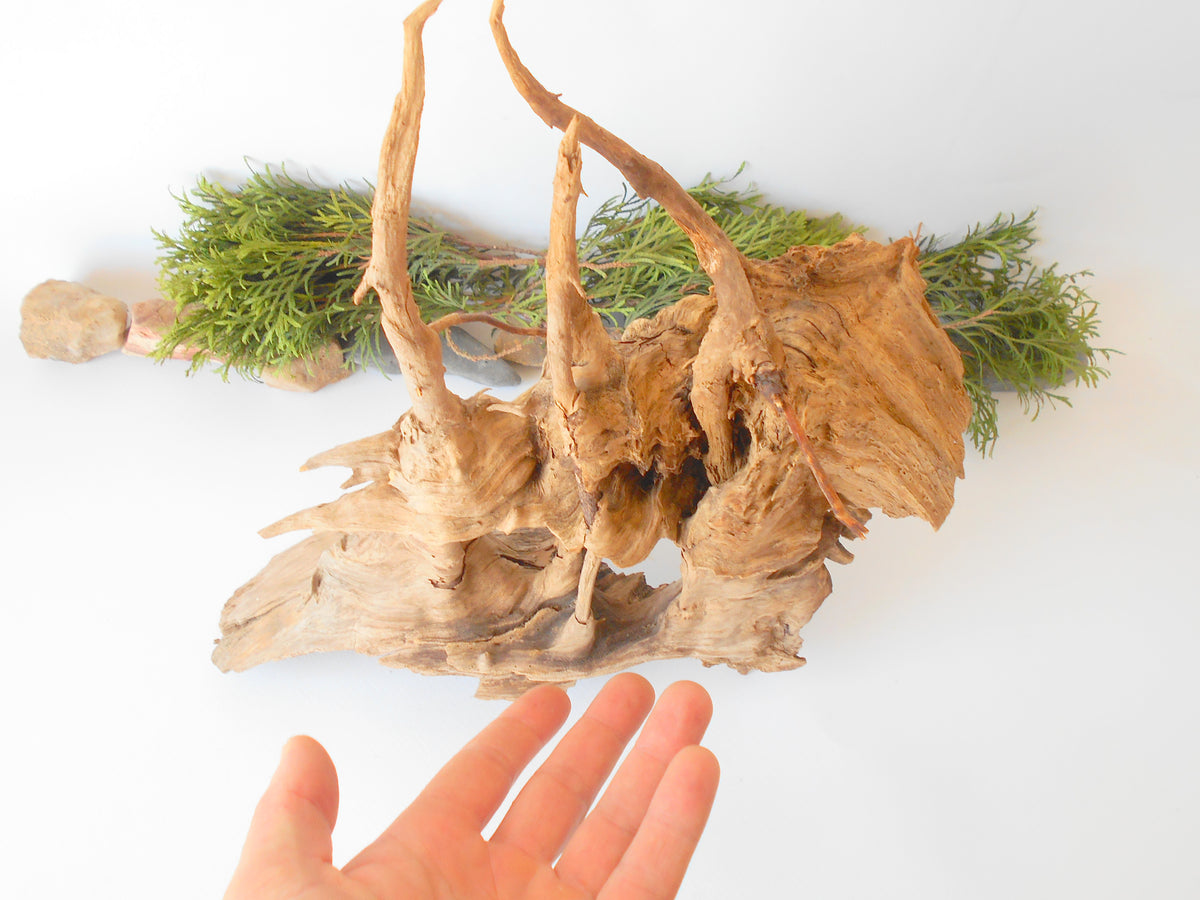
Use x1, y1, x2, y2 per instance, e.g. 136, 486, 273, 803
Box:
406, 0, 444, 29
489, 0, 506, 28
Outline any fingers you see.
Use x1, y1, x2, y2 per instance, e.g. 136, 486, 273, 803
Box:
224, 736, 339, 898
406, 683, 572, 833
555, 680, 714, 895
597, 745, 720, 900
491, 672, 655, 862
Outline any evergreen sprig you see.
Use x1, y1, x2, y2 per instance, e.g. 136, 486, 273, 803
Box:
920, 213, 1111, 452
154, 167, 1110, 451
154, 167, 854, 373
574, 171, 857, 326
155, 168, 376, 376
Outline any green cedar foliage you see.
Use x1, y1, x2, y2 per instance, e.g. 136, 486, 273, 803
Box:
155, 167, 1109, 452
921, 213, 1110, 453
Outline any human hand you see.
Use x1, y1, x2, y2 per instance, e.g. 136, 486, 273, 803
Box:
224, 674, 719, 899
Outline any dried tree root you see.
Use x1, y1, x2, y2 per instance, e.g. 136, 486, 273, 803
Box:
212, 2, 972, 697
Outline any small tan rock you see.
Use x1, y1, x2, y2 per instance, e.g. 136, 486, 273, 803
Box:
492, 329, 546, 367
123, 298, 203, 359
260, 341, 352, 392
20, 280, 129, 363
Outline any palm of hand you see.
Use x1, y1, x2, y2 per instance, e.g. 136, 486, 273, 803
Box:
225, 675, 719, 900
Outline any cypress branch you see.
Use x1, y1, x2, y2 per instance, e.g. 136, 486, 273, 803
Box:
154, 166, 1110, 451
920, 213, 1112, 453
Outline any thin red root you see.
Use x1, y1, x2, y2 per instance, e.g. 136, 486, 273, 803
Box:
760, 377, 869, 540
427, 311, 547, 338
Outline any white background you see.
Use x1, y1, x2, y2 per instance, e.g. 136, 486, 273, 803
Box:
3, 1, 1198, 897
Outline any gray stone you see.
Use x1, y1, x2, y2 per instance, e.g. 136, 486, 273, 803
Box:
341, 326, 521, 387
341, 331, 402, 374
20, 280, 129, 363
441, 326, 520, 386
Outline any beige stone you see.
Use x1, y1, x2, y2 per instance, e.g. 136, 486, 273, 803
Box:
19, 280, 129, 363
260, 341, 352, 392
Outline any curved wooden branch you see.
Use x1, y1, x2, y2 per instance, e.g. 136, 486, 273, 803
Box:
545, 118, 623, 409
545, 116, 586, 409
353, 0, 464, 430
489, 0, 784, 482
490, 0, 733, 275
427, 311, 546, 338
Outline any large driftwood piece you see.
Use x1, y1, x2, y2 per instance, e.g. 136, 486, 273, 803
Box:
213, 0, 972, 697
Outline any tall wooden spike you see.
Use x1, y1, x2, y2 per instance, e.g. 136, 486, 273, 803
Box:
353, 0, 465, 431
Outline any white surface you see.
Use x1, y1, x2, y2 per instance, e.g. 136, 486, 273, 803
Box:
3, 1, 1198, 897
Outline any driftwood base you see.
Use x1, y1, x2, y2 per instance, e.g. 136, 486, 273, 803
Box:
214, 518, 851, 698
211, 233, 966, 697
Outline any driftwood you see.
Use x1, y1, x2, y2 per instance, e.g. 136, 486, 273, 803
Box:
213, 0, 972, 697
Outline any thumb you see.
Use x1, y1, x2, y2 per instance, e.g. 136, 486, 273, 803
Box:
238, 735, 341, 867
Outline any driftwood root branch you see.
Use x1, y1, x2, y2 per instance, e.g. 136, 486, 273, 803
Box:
213, 2, 972, 696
